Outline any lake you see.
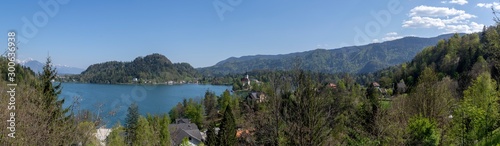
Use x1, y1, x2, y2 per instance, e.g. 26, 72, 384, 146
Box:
59, 83, 231, 127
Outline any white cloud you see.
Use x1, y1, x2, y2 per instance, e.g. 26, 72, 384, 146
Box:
403, 5, 483, 33
403, 16, 446, 28
409, 5, 474, 17
445, 22, 483, 33
386, 32, 398, 36
449, 0, 468, 5
372, 32, 404, 43
477, 2, 500, 11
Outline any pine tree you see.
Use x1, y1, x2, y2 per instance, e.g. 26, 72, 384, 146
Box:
125, 103, 140, 145
206, 122, 218, 146
204, 90, 218, 123
220, 90, 232, 112
134, 116, 154, 146
39, 57, 73, 145
160, 114, 171, 146
219, 105, 237, 146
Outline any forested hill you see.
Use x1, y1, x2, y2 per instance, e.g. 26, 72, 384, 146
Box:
80, 53, 199, 84
198, 33, 461, 76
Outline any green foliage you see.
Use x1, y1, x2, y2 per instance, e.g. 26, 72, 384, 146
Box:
39, 57, 74, 145
219, 90, 232, 112
180, 137, 190, 146
185, 99, 204, 128
80, 53, 199, 84
406, 115, 440, 146
204, 90, 218, 124
206, 122, 218, 146
159, 115, 171, 146
75, 121, 99, 146
280, 72, 331, 145
169, 98, 205, 128
453, 73, 500, 144
133, 116, 154, 146
125, 103, 139, 145
107, 123, 126, 146
219, 105, 237, 146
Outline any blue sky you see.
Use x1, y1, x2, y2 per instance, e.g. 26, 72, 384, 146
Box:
1, 0, 499, 69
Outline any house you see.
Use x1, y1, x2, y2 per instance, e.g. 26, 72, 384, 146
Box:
328, 83, 337, 89
372, 82, 380, 88
169, 119, 203, 146
246, 92, 266, 103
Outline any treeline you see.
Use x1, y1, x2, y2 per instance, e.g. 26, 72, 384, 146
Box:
200, 70, 363, 91
79, 53, 200, 84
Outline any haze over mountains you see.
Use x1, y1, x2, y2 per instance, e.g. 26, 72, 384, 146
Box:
17, 59, 85, 75
198, 33, 463, 76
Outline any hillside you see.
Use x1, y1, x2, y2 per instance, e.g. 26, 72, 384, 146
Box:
79, 53, 199, 84
199, 34, 461, 76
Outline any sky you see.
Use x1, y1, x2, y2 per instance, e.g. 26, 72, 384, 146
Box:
0, 0, 499, 69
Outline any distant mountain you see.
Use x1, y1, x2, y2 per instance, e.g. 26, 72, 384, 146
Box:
80, 53, 199, 84
198, 33, 463, 75
17, 59, 85, 75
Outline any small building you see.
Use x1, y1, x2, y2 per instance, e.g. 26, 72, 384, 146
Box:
372, 82, 380, 88
328, 83, 337, 89
246, 92, 266, 103
169, 119, 203, 146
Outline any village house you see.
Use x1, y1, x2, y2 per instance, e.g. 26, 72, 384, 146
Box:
169, 118, 203, 146
246, 92, 266, 103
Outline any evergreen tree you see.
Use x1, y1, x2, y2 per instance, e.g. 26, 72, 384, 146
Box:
219, 105, 237, 146
39, 57, 73, 145
204, 90, 218, 123
220, 90, 232, 112
281, 71, 330, 145
206, 122, 218, 146
159, 114, 171, 146
125, 103, 140, 145
134, 116, 154, 146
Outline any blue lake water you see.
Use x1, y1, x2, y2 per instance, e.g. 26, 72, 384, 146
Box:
59, 83, 231, 127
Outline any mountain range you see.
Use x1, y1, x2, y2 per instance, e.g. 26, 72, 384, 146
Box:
17, 59, 85, 75
22, 33, 463, 78
198, 33, 463, 76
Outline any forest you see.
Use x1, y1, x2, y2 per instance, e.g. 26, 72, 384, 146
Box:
78, 53, 200, 84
